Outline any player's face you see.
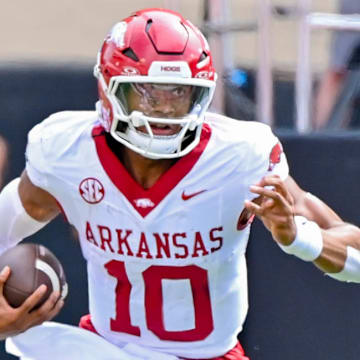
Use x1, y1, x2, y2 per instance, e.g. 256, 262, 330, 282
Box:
127, 83, 193, 135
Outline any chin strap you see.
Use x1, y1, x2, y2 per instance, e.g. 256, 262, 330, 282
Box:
0, 178, 49, 255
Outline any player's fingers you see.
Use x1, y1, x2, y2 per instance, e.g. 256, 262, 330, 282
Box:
32, 291, 60, 315
256, 175, 286, 193
250, 185, 294, 210
245, 197, 282, 218
45, 291, 61, 311
256, 174, 281, 186
45, 298, 64, 321
269, 181, 293, 204
261, 197, 275, 209
244, 200, 264, 216
30, 293, 63, 325
257, 176, 293, 203
0, 267, 13, 308
250, 185, 284, 203
18, 285, 47, 313
0, 266, 11, 294
32, 304, 64, 326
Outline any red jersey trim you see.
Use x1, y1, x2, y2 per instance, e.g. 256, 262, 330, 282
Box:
55, 198, 69, 223
92, 125, 212, 217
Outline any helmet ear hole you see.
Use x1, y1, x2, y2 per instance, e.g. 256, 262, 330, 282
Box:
122, 48, 139, 62
199, 52, 207, 62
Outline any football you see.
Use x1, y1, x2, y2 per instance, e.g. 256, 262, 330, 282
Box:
0, 243, 68, 309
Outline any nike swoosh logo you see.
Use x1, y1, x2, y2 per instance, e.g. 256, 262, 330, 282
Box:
181, 190, 207, 201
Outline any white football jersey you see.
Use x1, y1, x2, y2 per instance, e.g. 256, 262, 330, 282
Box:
25, 111, 288, 359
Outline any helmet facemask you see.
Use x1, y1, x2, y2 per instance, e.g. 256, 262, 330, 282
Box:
100, 74, 215, 159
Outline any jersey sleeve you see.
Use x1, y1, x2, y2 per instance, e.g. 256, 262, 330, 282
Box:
25, 120, 50, 190
248, 123, 289, 181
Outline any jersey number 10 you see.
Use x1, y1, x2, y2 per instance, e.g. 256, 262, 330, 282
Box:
105, 260, 214, 341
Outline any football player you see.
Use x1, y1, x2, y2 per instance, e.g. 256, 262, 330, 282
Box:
0, 8, 360, 360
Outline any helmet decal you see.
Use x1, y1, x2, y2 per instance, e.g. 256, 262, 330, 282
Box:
148, 61, 192, 78
268, 142, 283, 171
120, 66, 140, 76
108, 22, 127, 48
195, 71, 211, 79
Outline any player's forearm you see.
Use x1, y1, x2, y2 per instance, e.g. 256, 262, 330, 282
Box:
280, 217, 360, 282
314, 223, 360, 282
289, 187, 360, 281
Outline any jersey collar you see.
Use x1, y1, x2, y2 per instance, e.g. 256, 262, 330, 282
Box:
92, 124, 211, 217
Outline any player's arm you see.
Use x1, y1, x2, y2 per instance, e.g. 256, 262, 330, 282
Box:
0, 170, 63, 338
0, 170, 60, 252
18, 170, 60, 222
284, 176, 360, 275
244, 175, 360, 282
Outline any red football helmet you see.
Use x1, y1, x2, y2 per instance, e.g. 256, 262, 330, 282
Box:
94, 8, 216, 159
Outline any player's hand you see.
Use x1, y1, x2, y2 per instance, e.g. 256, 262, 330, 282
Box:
0, 266, 64, 339
244, 175, 297, 245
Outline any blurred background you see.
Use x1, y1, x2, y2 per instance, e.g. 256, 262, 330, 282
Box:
1, 0, 360, 359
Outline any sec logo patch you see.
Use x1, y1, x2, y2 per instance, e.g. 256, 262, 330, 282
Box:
79, 178, 105, 204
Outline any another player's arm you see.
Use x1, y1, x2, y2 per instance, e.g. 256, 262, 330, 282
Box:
284, 176, 360, 274
245, 175, 360, 281
0, 170, 63, 338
